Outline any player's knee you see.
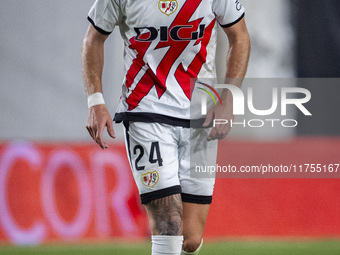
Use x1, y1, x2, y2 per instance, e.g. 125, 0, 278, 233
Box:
146, 194, 183, 235
182, 237, 202, 253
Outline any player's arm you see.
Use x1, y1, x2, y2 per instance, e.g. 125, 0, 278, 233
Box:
204, 18, 251, 140
224, 18, 251, 80
82, 25, 115, 149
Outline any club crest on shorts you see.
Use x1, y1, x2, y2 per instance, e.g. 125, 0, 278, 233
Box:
141, 171, 159, 188
158, 0, 178, 16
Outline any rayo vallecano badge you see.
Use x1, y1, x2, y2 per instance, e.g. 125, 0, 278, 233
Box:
141, 171, 159, 188
159, 0, 178, 16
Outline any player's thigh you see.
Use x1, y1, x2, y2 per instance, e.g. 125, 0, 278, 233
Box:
179, 127, 218, 203
145, 193, 183, 235
124, 121, 181, 205
178, 127, 216, 250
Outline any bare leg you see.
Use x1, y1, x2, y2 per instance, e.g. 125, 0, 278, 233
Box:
145, 194, 183, 235
182, 202, 210, 253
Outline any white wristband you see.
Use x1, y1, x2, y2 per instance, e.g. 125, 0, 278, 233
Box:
87, 92, 105, 109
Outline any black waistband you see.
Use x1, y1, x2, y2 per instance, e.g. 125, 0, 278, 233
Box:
114, 112, 207, 128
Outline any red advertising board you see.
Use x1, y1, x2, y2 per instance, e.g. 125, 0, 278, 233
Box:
0, 142, 148, 244
0, 139, 339, 244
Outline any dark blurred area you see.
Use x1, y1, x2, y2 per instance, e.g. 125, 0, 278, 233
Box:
292, 0, 340, 135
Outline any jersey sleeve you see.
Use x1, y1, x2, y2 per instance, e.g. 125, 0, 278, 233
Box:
212, 0, 245, 28
87, 0, 122, 35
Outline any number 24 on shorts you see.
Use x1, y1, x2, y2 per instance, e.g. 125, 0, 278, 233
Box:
133, 141, 163, 171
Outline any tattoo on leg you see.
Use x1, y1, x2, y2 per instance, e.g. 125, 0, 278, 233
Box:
145, 194, 183, 235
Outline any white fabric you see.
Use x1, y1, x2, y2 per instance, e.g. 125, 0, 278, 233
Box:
88, 0, 122, 32
87, 92, 105, 108
124, 122, 217, 197
213, 0, 245, 26
152, 235, 184, 255
88, 0, 245, 120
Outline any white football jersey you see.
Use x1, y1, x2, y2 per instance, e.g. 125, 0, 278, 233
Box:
88, 0, 245, 126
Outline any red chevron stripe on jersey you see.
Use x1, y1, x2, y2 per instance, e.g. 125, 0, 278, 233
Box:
125, 0, 214, 110
88, 0, 246, 120
126, 33, 164, 111
125, 33, 152, 90
174, 19, 215, 99
155, 0, 203, 100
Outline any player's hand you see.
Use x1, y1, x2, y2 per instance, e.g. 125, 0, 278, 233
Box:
202, 91, 233, 141
86, 104, 116, 149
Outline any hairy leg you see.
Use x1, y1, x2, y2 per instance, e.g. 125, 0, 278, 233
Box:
145, 194, 183, 235
182, 202, 210, 252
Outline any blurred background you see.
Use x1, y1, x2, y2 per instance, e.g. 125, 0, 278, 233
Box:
0, 0, 340, 254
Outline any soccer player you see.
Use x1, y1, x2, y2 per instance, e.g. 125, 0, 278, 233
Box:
82, 0, 250, 254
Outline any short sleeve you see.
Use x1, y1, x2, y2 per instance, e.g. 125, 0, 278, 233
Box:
212, 0, 245, 28
87, 0, 122, 35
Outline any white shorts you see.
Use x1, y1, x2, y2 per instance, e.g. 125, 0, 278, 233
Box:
123, 121, 217, 204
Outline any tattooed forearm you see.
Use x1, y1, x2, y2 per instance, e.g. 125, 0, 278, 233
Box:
145, 194, 183, 235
